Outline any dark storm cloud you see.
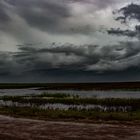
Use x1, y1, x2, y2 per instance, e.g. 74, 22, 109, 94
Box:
4, 0, 70, 33
0, 0, 125, 35
115, 3, 140, 23
0, 0, 101, 36
1, 41, 140, 76
0, 39, 140, 82
108, 3, 140, 39
0, 0, 140, 82
0, 2, 10, 22
107, 27, 139, 37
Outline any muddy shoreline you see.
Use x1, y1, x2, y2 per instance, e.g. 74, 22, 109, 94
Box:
0, 115, 140, 140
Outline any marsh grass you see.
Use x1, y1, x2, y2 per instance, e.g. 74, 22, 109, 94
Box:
0, 93, 140, 121
30, 92, 75, 98
0, 106, 139, 121
1, 94, 140, 109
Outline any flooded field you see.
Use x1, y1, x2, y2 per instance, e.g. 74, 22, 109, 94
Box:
0, 88, 140, 122
0, 88, 140, 98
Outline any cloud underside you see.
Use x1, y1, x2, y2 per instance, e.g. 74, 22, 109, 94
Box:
0, 0, 140, 82
1, 41, 140, 77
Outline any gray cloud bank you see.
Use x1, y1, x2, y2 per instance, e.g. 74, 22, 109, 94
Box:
0, 0, 139, 82
0, 41, 140, 82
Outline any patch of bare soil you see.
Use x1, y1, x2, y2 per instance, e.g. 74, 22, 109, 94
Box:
0, 115, 140, 140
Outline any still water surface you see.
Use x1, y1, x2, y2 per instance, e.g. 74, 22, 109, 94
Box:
0, 89, 140, 98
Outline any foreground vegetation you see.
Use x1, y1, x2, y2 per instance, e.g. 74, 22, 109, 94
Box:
0, 93, 140, 121
1, 93, 140, 110
0, 106, 140, 121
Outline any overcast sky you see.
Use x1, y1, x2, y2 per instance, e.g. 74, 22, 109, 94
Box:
0, 0, 140, 82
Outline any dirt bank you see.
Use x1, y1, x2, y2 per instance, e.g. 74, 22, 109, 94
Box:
0, 115, 140, 140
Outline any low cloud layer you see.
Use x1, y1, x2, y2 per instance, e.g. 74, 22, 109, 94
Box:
0, 0, 140, 82
0, 40, 140, 82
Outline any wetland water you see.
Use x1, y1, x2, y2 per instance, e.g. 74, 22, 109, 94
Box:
0, 89, 139, 112
0, 89, 140, 98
